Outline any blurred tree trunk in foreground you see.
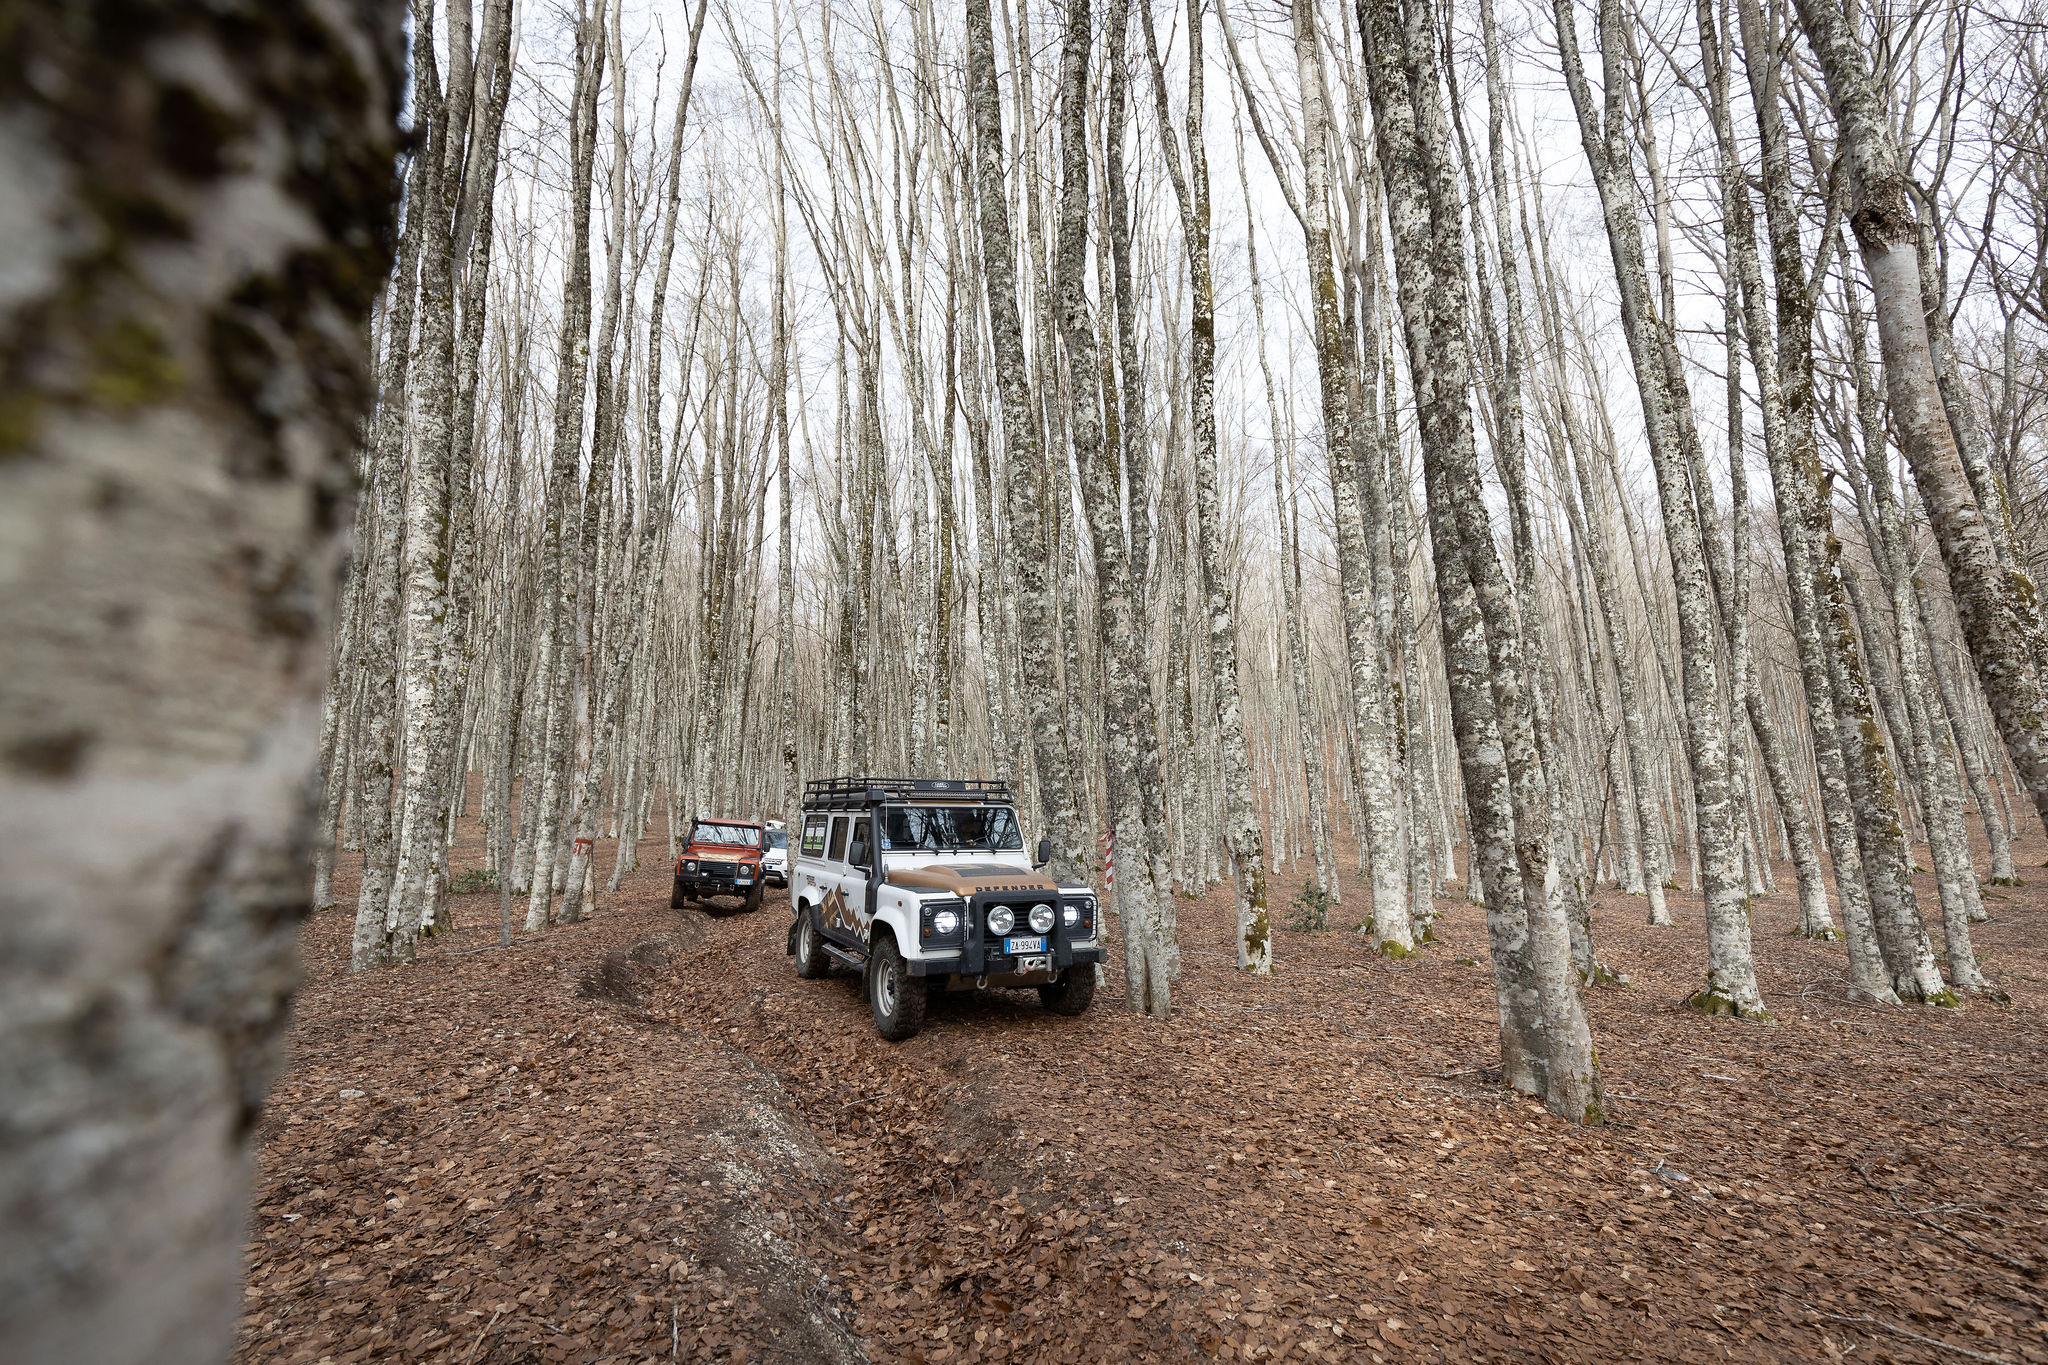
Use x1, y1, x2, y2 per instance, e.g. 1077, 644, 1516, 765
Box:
0, 4, 404, 1362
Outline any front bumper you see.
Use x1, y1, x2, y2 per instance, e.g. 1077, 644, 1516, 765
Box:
906, 941, 1103, 978
675, 872, 761, 896
906, 889, 1102, 977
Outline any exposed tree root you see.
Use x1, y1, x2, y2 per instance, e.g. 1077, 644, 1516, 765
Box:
1686, 986, 1773, 1022
1583, 961, 1630, 987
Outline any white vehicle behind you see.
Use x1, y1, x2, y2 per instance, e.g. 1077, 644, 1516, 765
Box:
761, 823, 789, 885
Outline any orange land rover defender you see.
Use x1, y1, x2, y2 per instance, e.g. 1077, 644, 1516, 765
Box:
670, 817, 767, 913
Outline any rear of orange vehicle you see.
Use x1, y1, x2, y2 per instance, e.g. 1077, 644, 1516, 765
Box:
670, 818, 767, 911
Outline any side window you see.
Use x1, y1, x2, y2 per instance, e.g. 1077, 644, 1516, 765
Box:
827, 816, 848, 863
801, 816, 827, 858
849, 817, 871, 868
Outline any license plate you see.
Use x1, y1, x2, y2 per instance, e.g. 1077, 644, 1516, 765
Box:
737, 877, 753, 885
1004, 936, 1046, 954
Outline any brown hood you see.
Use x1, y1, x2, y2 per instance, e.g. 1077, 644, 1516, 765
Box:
684, 844, 760, 861
886, 862, 1060, 896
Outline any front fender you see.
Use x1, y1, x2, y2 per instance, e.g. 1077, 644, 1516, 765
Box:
871, 903, 918, 955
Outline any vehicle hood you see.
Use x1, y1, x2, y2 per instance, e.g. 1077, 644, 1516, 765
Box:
884, 862, 1061, 896
684, 846, 760, 860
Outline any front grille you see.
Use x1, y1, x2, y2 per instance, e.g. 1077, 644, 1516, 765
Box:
701, 860, 739, 879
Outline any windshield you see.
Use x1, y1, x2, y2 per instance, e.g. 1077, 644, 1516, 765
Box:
880, 804, 1024, 853
766, 830, 787, 849
689, 822, 761, 848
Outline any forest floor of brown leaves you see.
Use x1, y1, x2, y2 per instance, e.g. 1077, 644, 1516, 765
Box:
237, 806, 2048, 1365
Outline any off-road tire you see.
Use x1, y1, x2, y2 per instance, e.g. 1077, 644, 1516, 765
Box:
743, 882, 765, 914
868, 933, 926, 1041
1039, 967, 1096, 1016
794, 905, 830, 979
669, 877, 687, 910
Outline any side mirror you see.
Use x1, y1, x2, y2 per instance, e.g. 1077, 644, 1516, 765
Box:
1034, 837, 1052, 869
848, 839, 869, 869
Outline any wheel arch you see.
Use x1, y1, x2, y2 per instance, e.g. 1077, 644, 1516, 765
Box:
868, 902, 915, 953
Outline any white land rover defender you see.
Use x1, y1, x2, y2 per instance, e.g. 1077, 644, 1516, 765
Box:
785, 777, 1102, 1040
761, 821, 789, 886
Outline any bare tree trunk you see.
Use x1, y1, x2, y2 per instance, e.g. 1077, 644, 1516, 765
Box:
1914, 212, 2019, 573
1386, 382, 1438, 937
389, 0, 514, 959
1795, 0, 2048, 839
313, 523, 368, 915
1143, 0, 1269, 970
773, 159, 798, 819
1282, 0, 1409, 958
965, 0, 1085, 883
1723, 0, 1892, 988
0, 5, 402, 1359
525, 4, 603, 933
1917, 580, 2018, 885
1841, 298, 1988, 994
1243, 189, 1335, 914
1474, 0, 1609, 983
1363, 0, 1603, 1119
351, 128, 432, 972
1063, 0, 1171, 1014
1090, 0, 1178, 1010
1517, 168, 1673, 928
1100, 20, 1177, 980
383, 0, 457, 957
558, 2, 634, 926
1690, 0, 1836, 938
1553, 0, 1764, 1019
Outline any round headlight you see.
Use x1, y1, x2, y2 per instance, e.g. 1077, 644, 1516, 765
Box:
683, 860, 696, 872
1029, 903, 1055, 933
934, 910, 960, 935
987, 905, 1015, 935
1062, 904, 1080, 927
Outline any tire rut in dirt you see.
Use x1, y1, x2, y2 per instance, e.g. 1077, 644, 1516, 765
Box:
580, 931, 870, 1364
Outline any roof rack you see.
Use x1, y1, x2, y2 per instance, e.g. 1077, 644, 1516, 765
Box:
801, 777, 1014, 811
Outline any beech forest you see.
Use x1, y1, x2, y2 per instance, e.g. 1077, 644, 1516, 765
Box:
6, 0, 2048, 1362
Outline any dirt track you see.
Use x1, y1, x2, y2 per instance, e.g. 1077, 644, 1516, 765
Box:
237, 817, 2048, 1364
